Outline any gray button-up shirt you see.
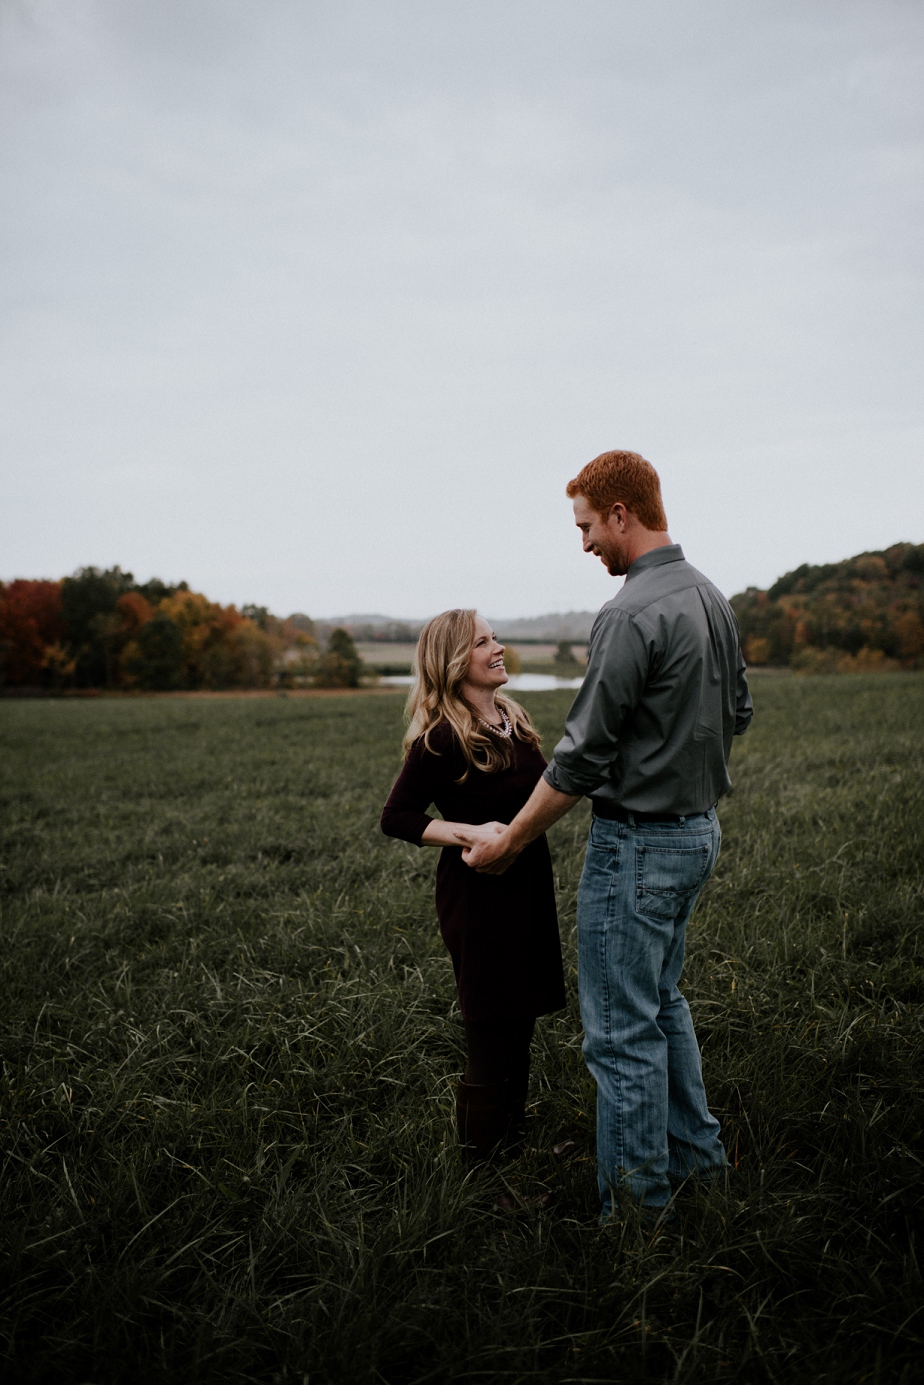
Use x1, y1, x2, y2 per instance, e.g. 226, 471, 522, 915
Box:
544, 545, 753, 815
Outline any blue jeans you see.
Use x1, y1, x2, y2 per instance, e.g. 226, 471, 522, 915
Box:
577, 810, 726, 1213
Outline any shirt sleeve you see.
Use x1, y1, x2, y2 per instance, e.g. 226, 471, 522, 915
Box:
380, 735, 449, 846
543, 606, 651, 797
734, 646, 754, 735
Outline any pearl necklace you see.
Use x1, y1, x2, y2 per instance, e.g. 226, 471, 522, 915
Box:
477, 707, 513, 739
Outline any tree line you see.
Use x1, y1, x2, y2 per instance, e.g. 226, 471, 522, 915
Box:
6, 543, 921, 690
731, 542, 924, 672
0, 568, 364, 691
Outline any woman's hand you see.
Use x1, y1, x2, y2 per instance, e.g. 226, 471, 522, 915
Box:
420, 819, 507, 848
455, 782, 579, 874
454, 821, 520, 874
452, 820, 507, 846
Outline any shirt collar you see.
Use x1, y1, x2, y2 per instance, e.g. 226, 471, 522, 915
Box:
625, 544, 685, 580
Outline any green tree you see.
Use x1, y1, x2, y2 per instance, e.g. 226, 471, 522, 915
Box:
241, 604, 270, 630
60, 566, 135, 686
135, 577, 184, 607
316, 627, 363, 688
553, 640, 578, 667
125, 613, 185, 691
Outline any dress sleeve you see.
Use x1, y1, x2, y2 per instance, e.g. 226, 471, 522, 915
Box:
380, 734, 452, 847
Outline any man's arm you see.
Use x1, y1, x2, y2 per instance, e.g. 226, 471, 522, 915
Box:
457, 607, 648, 873
543, 608, 647, 797
454, 779, 580, 874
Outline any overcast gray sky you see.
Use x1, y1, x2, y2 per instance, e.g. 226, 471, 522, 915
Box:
2, 0, 922, 619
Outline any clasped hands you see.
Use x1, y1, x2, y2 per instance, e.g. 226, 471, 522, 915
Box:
452, 820, 522, 875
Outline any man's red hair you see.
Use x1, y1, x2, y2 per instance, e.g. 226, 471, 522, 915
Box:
565, 451, 668, 532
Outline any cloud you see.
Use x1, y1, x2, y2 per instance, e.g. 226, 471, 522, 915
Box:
2, 0, 922, 614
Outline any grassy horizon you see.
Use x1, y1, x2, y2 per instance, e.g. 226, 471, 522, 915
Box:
1, 676, 922, 1383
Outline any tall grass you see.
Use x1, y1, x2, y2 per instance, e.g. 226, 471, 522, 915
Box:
0, 677, 922, 1383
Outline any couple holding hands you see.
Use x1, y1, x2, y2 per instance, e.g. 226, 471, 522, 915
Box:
381, 450, 753, 1220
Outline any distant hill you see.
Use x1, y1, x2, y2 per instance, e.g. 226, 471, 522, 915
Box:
493, 612, 597, 642
321, 613, 422, 628
731, 543, 924, 672
307, 611, 598, 642
311, 616, 424, 643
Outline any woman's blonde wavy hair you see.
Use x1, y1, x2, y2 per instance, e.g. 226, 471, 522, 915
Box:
403, 608, 541, 779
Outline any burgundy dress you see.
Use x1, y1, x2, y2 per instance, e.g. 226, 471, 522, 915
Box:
380, 722, 566, 1024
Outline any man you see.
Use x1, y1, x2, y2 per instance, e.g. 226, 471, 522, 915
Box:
458, 450, 752, 1218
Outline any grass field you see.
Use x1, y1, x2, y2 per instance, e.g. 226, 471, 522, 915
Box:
1, 676, 922, 1384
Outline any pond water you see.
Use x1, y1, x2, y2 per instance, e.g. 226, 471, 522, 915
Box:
379, 673, 584, 691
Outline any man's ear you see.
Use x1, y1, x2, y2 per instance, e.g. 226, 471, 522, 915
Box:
609, 502, 629, 530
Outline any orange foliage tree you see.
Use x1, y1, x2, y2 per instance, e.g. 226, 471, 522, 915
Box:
0, 580, 67, 686
2, 567, 316, 692
124, 590, 273, 690
732, 543, 924, 671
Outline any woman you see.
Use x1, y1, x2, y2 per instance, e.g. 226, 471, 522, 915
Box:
380, 609, 565, 1160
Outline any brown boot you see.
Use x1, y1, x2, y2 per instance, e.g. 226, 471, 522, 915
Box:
455, 1079, 510, 1161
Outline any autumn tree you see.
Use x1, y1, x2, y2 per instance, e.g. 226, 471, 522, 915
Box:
2, 565, 319, 692
147, 591, 273, 690
0, 580, 66, 686
732, 544, 924, 671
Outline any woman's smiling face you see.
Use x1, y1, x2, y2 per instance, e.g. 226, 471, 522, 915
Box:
463, 615, 508, 694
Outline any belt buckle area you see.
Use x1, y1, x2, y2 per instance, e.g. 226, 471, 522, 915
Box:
593, 804, 686, 827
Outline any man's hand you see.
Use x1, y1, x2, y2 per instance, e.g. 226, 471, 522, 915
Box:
454, 779, 581, 874
453, 827, 520, 875
453, 820, 506, 848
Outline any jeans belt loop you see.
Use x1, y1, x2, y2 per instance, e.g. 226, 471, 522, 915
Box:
626, 810, 635, 828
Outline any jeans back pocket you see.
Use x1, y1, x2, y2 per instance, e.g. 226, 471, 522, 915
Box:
635, 842, 713, 921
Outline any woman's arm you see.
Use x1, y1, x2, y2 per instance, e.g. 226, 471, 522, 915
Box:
381, 734, 462, 845
421, 818, 506, 848
381, 731, 506, 849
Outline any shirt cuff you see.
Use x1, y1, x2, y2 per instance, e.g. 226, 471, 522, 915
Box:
544, 761, 595, 797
